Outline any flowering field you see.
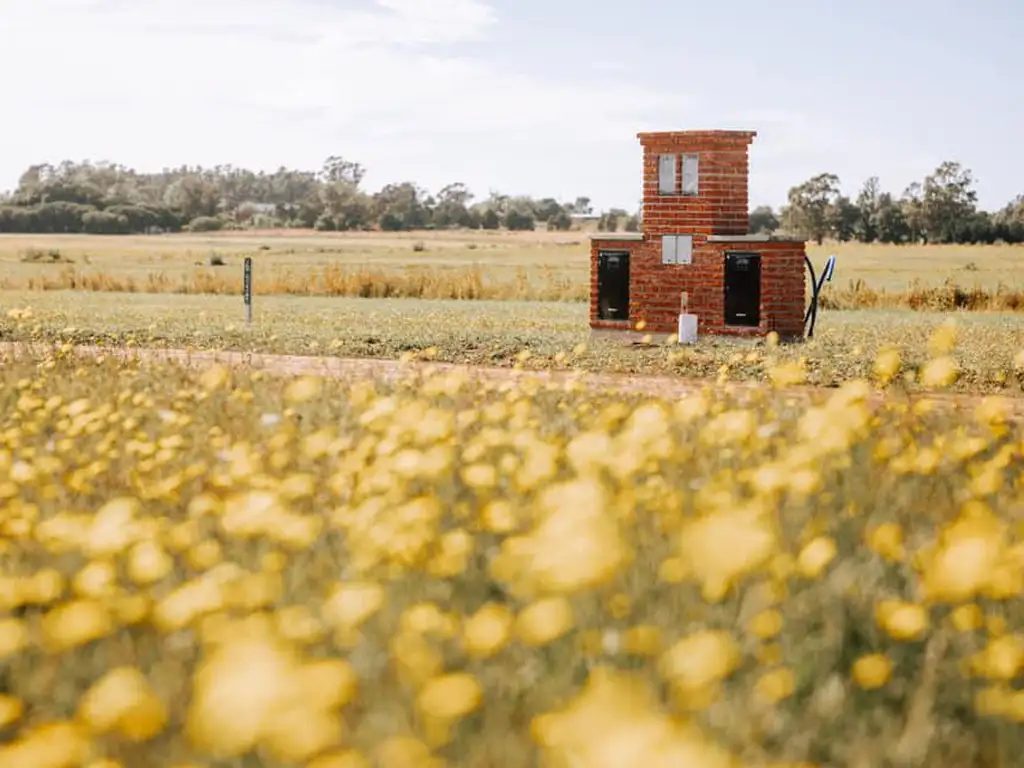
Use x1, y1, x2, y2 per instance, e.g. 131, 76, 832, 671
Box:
1, 333, 1024, 767
8, 292, 1024, 396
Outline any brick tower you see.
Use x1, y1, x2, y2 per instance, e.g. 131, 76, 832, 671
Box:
589, 129, 807, 339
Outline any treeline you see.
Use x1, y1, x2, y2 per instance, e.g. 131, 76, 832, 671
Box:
2, 156, 1021, 243
0, 157, 638, 235
753, 162, 1024, 245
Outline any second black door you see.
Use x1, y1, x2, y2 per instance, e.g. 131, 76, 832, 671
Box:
724, 252, 761, 326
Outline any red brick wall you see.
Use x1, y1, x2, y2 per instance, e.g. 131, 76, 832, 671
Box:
589, 129, 809, 341
590, 238, 644, 330
639, 130, 755, 241
590, 238, 807, 339
699, 241, 807, 339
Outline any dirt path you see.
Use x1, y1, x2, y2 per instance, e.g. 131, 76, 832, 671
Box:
3, 341, 1023, 419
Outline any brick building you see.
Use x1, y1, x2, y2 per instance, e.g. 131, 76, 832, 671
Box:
590, 130, 807, 339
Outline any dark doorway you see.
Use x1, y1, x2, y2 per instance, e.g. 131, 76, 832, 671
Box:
597, 250, 630, 321
724, 251, 761, 326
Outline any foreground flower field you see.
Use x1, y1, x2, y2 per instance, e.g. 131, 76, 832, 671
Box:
1, 338, 1024, 767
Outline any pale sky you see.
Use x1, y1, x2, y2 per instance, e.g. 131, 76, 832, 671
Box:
2, 0, 1022, 212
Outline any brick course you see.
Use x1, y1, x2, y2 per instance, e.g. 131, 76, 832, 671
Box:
590, 129, 807, 340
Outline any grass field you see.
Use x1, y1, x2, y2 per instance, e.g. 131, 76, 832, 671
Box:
2, 231, 1024, 307
4, 290, 1024, 395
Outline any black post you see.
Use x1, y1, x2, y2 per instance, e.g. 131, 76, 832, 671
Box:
243, 257, 253, 324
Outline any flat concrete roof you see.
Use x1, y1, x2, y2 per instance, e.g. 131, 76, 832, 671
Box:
637, 130, 757, 141
588, 232, 805, 243
588, 232, 645, 241
707, 233, 806, 243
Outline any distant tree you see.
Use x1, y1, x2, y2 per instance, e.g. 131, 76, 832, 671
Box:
919, 161, 978, 244
854, 177, 882, 243
547, 210, 572, 231
994, 195, 1024, 242
568, 196, 593, 215
504, 209, 535, 231
748, 205, 779, 234
319, 156, 365, 187
480, 208, 501, 230
781, 173, 841, 244
827, 196, 860, 242
83, 210, 130, 234
372, 182, 428, 230
187, 216, 224, 232
0, 153, 1018, 242
874, 193, 910, 243
432, 182, 474, 228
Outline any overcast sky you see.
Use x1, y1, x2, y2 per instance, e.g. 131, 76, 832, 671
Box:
2, 0, 1022, 212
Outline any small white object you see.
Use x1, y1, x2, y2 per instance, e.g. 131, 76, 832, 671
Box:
678, 313, 698, 344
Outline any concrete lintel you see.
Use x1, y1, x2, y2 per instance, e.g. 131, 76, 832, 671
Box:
706, 234, 807, 244
588, 232, 645, 241
637, 130, 757, 142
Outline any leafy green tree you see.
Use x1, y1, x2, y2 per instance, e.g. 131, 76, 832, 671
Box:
919, 161, 979, 244
748, 205, 779, 234
780, 173, 840, 244
480, 209, 500, 230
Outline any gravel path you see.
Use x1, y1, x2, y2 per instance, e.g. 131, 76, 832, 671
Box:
2, 342, 1022, 419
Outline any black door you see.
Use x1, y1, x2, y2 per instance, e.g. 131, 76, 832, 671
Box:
724, 252, 761, 326
597, 250, 630, 321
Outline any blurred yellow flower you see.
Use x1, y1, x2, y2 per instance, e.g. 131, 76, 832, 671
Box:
322, 581, 385, 631
533, 666, 735, 767
283, 375, 323, 403
660, 630, 740, 696
873, 347, 902, 385
0, 720, 91, 768
875, 600, 930, 641
852, 653, 892, 689
77, 666, 167, 741
927, 321, 958, 357
971, 635, 1024, 680
198, 364, 230, 391
919, 356, 959, 389
185, 632, 298, 757
462, 603, 513, 658
755, 667, 796, 703
950, 604, 984, 633
0, 695, 23, 728
748, 609, 784, 640
677, 504, 776, 602
921, 513, 1006, 603
865, 523, 905, 562
0, 619, 30, 659
520, 479, 628, 594
417, 672, 482, 721
42, 600, 115, 653
515, 597, 574, 647
796, 536, 838, 579
768, 360, 807, 387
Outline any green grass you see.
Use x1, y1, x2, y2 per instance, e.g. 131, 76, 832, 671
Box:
4, 290, 1024, 394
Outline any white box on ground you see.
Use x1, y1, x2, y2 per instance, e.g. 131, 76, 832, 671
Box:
678, 314, 698, 344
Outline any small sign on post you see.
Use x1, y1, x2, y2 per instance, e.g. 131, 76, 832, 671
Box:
243, 256, 253, 325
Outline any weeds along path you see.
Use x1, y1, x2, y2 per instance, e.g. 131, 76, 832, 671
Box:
2, 341, 1023, 420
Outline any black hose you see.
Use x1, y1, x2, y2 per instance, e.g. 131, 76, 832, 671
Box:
804, 255, 819, 338
804, 255, 830, 338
